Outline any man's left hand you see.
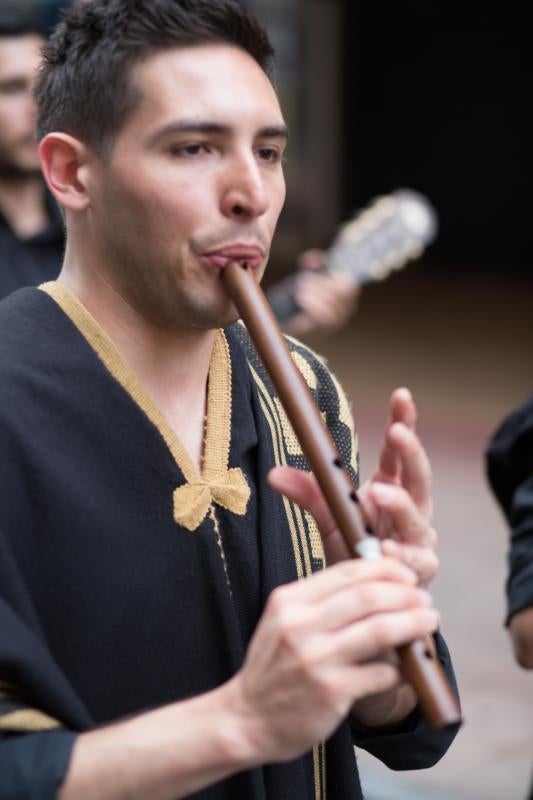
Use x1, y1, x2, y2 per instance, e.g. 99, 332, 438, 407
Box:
268, 387, 439, 726
268, 387, 438, 588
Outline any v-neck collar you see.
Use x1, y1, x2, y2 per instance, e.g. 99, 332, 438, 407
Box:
40, 281, 250, 531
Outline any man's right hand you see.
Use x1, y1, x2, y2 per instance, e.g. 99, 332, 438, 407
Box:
228, 557, 439, 764
59, 558, 438, 800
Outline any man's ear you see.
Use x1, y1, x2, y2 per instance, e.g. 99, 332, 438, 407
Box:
39, 133, 92, 212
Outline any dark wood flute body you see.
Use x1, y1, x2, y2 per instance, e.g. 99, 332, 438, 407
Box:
222, 261, 461, 731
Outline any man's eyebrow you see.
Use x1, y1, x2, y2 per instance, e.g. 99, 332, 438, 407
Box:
147, 121, 289, 146
257, 125, 289, 141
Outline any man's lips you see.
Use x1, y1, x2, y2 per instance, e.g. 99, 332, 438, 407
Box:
201, 246, 264, 270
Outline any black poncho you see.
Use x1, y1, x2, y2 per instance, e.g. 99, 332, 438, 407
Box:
0, 285, 458, 799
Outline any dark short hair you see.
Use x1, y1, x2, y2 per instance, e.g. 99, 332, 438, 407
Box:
34, 0, 275, 157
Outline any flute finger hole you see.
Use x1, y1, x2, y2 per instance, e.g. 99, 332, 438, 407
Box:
333, 457, 343, 468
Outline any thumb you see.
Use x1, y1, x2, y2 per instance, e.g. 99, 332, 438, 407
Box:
268, 466, 336, 536
268, 466, 354, 565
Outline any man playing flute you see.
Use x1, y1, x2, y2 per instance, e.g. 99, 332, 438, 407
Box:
0, 1, 459, 798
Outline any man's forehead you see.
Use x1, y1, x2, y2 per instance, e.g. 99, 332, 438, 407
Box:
131, 44, 283, 126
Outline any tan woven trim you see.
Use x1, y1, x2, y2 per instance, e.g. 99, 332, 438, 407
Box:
203, 332, 231, 482
257, 394, 304, 579
312, 741, 327, 800
321, 741, 327, 799
39, 283, 249, 531
252, 368, 313, 576
0, 709, 61, 733
313, 743, 321, 800
250, 365, 314, 579
284, 334, 327, 365
304, 510, 326, 563
328, 371, 359, 475
273, 397, 303, 457
291, 351, 318, 390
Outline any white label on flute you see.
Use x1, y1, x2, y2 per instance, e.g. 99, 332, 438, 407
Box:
355, 538, 382, 560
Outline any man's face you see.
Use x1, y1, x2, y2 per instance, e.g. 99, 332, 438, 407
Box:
86, 44, 287, 332
0, 34, 43, 176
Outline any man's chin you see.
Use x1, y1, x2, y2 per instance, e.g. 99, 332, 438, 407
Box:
187, 305, 241, 331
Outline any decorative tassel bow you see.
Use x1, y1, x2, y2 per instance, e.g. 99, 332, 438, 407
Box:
173, 468, 250, 532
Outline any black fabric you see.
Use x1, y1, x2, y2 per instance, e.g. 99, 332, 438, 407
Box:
0, 189, 64, 301
486, 394, 533, 623
0, 732, 76, 800
0, 288, 458, 799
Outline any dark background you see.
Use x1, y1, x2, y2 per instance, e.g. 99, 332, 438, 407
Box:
340, 6, 530, 271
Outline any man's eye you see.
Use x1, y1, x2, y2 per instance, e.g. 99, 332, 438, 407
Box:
170, 143, 209, 157
257, 147, 281, 164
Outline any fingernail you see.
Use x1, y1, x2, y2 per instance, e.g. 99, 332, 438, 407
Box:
422, 608, 440, 625
396, 387, 413, 402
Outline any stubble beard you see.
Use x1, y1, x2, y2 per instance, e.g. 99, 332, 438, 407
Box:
150, 276, 240, 333
113, 252, 238, 334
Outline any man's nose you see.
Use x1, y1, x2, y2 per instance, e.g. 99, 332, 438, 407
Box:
220, 155, 269, 221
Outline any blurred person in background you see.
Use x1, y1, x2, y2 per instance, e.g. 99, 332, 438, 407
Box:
268, 247, 360, 337
487, 394, 533, 800
0, 10, 63, 299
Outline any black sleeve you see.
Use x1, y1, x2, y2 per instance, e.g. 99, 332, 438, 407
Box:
0, 731, 77, 800
486, 394, 533, 623
349, 632, 461, 770
0, 530, 90, 799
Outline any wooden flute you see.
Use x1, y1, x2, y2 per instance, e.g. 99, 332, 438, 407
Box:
221, 260, 461, 731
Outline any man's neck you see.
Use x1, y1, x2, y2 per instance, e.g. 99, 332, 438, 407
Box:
0, 174, 49, 239
58, 256, 216, 469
